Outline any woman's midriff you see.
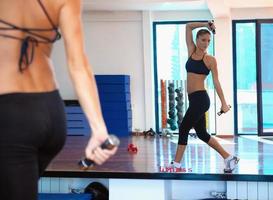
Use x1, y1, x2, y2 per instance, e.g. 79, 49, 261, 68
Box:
186, 73, 207, 94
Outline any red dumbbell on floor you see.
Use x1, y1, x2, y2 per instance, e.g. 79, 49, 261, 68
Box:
127, 143, 138, 153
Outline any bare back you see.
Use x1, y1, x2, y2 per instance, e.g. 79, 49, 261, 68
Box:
0, 0, 64, 94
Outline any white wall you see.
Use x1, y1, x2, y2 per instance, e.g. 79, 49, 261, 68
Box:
231, 7, 273, 19
152, 10, 212, 21
213, 17, 233, 135
52, 7, 273, 135
52, 11, 146, 131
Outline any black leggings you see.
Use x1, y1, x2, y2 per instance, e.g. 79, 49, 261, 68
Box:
0, 90, 66, 200
178, 90, 211, 145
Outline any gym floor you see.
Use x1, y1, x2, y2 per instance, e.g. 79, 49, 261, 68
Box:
45, 135, 273, 182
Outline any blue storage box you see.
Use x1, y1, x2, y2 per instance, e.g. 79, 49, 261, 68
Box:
65, 107, 90, 136
64, 75, 132, 137
101, 102, 131, 111
95, 75, 130, 84
97, 84, 130, 93
105, 119, 132, 129
102, 110, 132, 120
38, 193, 92, 200
98, 92, 131, 102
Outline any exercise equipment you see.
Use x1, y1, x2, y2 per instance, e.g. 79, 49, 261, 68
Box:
78, 135, 120, 170
161, 128, 173, 137
208, 20, 216, 34
175, 87, 183, 127
167, 82, 177, 131
84, 182, 108, 200
217, 105, 231, 116
127, 143, 138, 153
161, 80, 167, 129
143, 128, 156, 137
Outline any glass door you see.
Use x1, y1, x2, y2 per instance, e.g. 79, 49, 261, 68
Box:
234, 22, 257, 134
258, 20, 273, 136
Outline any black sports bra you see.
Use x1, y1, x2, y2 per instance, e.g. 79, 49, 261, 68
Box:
185, 52, 210, 75
0, 0, 61, 72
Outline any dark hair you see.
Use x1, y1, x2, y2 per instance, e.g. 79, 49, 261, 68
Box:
196, 29, 211, 39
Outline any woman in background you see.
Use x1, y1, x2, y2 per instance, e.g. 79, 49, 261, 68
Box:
170, 21, 239, 173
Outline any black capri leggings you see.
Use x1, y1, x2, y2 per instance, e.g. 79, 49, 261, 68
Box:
0, 90, 66, 200
178, 90, 211, 145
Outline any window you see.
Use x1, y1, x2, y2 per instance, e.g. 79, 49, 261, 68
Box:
233, 20, 273, 135
153, 22, 216, 134
234, 22, 257, 134
260, 22, 273, 133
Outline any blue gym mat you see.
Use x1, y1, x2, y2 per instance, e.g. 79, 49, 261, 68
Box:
38, 193, 92, 200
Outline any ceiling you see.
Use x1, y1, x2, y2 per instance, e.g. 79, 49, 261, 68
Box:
83, 0, 207, 11
83, 0, 273, 11
226, 0, 273, 8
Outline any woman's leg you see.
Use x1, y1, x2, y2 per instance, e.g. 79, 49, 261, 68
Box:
38, 90, 66, 176
174, 107, 195, 163
193, 114, 230, 159
0, 90, 66, 200
175, 106, 207, 162
193, 113, 239, 172
174, 91, 210, 164
208, 138, 230, 159
0, 144, 39, 200
0, 93, 47, 200
174, 145, 187, 163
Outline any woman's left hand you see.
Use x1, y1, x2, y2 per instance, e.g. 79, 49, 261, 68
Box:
208, 21, 216, 32
85, 132, 118, 165
221, 104, 231, 113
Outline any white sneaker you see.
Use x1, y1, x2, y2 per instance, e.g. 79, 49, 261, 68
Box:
163, 161, 181, 172
224, 156, 239, 173
169, 161, 181, 167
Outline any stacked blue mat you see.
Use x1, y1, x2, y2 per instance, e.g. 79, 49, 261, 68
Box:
38, 193, 92, 200
65, 105, 90, 136
65, 75, 132, 137
95, 75, 132, 137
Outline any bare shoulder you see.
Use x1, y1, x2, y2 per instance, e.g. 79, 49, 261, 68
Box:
58, 0, 81, 15
48, 0, 66, 8
37, 0, 67, 26
51, 0, 67, 13
204, 54, 217, 69
205, 54, 216, 62
58, 0, 81, 8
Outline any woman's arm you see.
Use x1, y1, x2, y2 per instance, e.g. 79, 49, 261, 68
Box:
210, 57, 230, 113
59, 0, 117, 165
185, 22, 212, 56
